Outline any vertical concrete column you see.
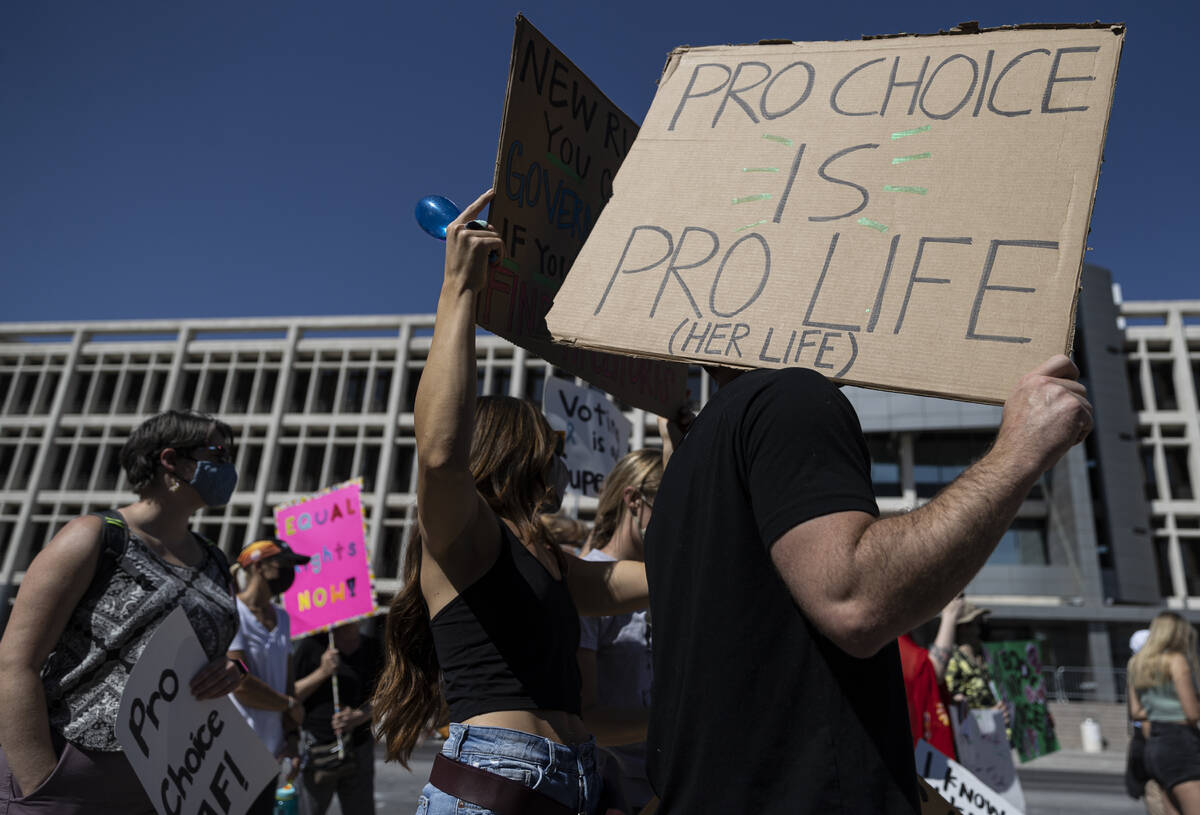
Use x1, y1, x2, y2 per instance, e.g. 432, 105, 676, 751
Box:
0, 329, 86, 623
246, 325, 300, 539
371, 323, 412, 577
1087, 621, 1118, 702
510, 346, 526, 398
159, 324, 194, 410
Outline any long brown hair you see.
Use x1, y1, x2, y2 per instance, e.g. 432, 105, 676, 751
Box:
1129, 611, 1200, 691
588, 448, 663, 550
372, 396, 562, 765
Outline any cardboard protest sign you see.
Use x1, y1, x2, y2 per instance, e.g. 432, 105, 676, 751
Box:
916, 739, 1025, 815
950, 706, 1025, 812
984, 639, 1059, 761
486, 14, 688, 415
274, 479, 377, 638
542, 375, 632, 496
547, 24, 1124, 404
117, 607, 277, 815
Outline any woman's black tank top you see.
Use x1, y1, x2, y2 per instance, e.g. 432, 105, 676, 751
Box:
430, 523, 582, 723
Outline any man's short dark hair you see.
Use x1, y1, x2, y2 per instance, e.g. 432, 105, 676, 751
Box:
120, 410, 234, 497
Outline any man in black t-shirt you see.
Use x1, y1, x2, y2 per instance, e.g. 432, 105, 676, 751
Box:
645, 358, 1091, 813
293, 622, 383, 814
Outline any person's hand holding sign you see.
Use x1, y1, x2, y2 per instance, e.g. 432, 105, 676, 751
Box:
443, 189, 503, 296
187, 655, 246, 700
993, 354, 1093, 476
331, 705, 371, 736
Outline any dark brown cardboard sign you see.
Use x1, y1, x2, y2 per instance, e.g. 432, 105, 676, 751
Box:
485, 15, 688, 414
545, 25, 1124, 404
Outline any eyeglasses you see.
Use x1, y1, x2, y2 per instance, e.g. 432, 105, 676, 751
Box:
551, 430, 566, 458
175, 443, 235, 464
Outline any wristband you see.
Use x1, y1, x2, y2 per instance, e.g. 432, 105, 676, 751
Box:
233, 658, 249, 677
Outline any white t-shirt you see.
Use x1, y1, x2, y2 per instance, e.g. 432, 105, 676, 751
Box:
228, 598, 291, 755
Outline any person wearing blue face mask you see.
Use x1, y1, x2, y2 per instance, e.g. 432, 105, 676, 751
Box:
0, 409, 246, 814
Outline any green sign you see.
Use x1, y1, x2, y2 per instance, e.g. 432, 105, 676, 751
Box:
984, 639, 1059, 762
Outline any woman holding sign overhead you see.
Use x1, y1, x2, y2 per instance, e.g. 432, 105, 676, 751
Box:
0, 410, 245, 813
372, 189, 650, 815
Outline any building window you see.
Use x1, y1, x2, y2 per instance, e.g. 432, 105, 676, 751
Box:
1142, 446, 1159, 502
1150, 361, 1178, 411
865, 434, 901, 497
255, 369, 279, 414
988, 518, 1049, 566
288, 369, 311, 413
313, 369, 339, 414
913, 433, 993, 498
95, 444, 124, 491
271, 444, 297, 491
229, 370, 254, 414
369, 369, 392, 413
67, 368, 94, 414
1164, 447, 1194, 501
524, 367, 546, 403
360, 444, 381, 491
341, 370, 367, 414
119, 371, 146, 414
1182, 541, 1200, 597
1127, 361, 1145, 412
201, 370, 227, 414
392, 444, 415, 493
298, 444, 326, 492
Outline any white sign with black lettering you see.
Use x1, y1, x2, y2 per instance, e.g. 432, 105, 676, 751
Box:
543, 376, 632, 497
915, 739, 1024, 815
117, 607, 277, 815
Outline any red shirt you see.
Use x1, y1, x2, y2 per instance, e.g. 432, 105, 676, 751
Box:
898, 635, 956, 759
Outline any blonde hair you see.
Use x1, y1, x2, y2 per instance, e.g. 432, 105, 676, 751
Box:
1129, 611, 1200, 690
589, 448, 663, 549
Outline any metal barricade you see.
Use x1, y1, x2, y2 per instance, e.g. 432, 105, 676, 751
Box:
1041, 666, 1128, 703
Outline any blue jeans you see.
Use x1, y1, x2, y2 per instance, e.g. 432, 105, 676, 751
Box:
417, 724, 602, 815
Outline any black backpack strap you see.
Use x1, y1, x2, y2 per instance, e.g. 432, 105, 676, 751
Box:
191, 529, 235, 596
88, 509, 130, 589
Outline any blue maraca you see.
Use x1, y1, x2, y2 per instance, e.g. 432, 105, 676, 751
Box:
415, 195, 462, 240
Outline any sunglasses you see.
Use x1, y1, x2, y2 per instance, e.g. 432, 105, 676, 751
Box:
175, 443, 236, 464
552, 430, 566, 457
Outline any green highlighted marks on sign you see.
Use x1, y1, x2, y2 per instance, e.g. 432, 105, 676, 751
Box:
883, 185, 928, 195
857, 217, 889, 233
762, 134, 794, 146
892, 152, 932, 165
501, 258, 520, 272
742, 167, 780, 173
732, 193, 772, 205
891, 125, 931, 140
545, 152, 583, 184
736, 219, 768, 232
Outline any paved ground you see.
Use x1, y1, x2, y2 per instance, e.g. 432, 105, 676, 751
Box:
328, 740, 1145, 814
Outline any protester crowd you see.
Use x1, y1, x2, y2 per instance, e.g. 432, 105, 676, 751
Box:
11, 185, 1200, 815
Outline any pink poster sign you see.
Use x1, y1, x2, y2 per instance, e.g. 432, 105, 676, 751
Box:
273, 479, 377, 637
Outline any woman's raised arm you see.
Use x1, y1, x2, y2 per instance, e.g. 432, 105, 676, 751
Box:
414, 189, 505, 558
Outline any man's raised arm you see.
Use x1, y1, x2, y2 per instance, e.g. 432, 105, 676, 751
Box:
771, 355, 1092, 658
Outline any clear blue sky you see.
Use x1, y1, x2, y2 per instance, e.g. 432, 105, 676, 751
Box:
1, 1, 1192, 324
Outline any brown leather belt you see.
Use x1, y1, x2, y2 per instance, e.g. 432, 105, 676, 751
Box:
430, 752, 575, 815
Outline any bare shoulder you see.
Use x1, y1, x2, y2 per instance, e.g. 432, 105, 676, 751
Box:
20, 516, 107, 590
42, 515, 105, 561
1168, 651, 1194, 676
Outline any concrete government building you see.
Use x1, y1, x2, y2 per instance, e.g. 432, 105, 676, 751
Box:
0, 265, 1196, 694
